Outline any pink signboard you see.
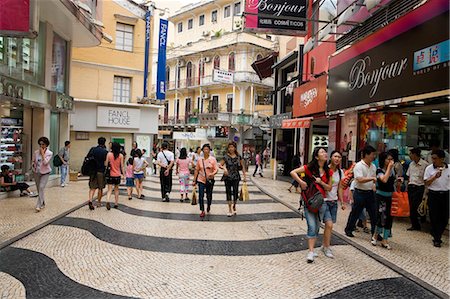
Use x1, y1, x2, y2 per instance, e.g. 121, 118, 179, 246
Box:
0, 0, 30, 35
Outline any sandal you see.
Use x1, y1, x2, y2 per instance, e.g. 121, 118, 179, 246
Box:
371, 237, 377, 246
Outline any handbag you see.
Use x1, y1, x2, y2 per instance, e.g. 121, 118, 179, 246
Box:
191, 187, 197, 205
301, 176, 324, 214
391, 187, 410, 217
202, 159, 214, 185
417, 195, 428, 217
104, 160, 111, 181
242, 181, 249, 201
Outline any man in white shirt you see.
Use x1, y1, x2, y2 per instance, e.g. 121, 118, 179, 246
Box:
424, 149, 450, 247
426, 140, 449, 164
157, 142, 175, 202
345, 145, 378, 237
406, 148, 429, 231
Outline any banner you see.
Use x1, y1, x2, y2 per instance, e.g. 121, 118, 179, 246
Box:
0, 0, 29, 35
245, 0, 307, 36
156, 19, 168, 100
293, 75, 327, 117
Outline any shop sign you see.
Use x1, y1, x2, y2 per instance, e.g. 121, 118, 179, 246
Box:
97, 106, 140, 129
281, 118, 311, 129
293, 75, 327, 117
328, 9, 449, 112
270, 112, 291, 129
213, 69, 234, 84
245, 0, 307, 36
0, 0, 29, 35
0, 76, 24, 99
173, 129, 207, 140
232, 114, 253, 125
215, 126, 229, 138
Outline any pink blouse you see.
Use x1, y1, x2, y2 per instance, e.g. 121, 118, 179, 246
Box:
177, 158, 190, 175
33, 149, 53, 174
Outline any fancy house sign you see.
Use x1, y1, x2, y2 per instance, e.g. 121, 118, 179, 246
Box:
97, 106, 141, 129
328, 11, 449, 112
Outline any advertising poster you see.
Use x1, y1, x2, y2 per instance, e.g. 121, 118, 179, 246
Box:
340, 112, 357, 168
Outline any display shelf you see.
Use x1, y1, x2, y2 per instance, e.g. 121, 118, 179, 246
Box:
1, 118, 24, 182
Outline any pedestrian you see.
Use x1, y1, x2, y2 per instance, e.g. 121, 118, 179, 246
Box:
151, 147, 158, 175
426, 139, 449, 164
424, 149, 450, 247
157, 142, 174, 202
290, 147, 332, 263
32, 137, 53, 212
193, 144, 218, 218
105, 142, 124, 210
288, 153, 301, 193
0, 165, 37, 197
349, 179, 370, 233
371, 151, 396, 249
243, 148, 251, 172
57, 140, 71, 187
125, 157, 135, 200
175, 147, 180, 159
192, 146, 201, 169
321, 150, 345, 258
219, 141, 246, 217
253, 151, 263, 177
344, 145, 378, 238
87, 137, 108, 210
176, 148, 190, 202
263, 147, 270, 168
133, 149, 148, 199
406, 148, 429, 231
130, 141, 138, 158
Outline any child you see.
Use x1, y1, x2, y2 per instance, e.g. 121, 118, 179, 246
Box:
125, 157, 135, 200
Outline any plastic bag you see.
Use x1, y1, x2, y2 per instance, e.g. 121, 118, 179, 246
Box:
191, 187, 197, 205
391, 190, 409, 217
242, 182, 250, 201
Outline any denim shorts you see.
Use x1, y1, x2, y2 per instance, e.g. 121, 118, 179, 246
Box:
126, 178, 135, 187
134, 173, 145, 180
320, 200, 338, 223
304, 207, 321, 239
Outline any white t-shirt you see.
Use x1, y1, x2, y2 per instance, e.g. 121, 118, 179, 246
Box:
424, 164, 450, 191
157, 150, 174, 168
353, 160, 376, 191
133, 157, 146, 174
326, 169, 344, 201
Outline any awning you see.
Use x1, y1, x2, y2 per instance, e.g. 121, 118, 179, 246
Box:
282, 118, 312, 129
251, 52, 279, 80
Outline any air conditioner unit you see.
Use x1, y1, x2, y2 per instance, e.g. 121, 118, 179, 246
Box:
234, 19, 243, 30
178, 60, 186, 67
204, 57, 211, 63
202, 31, 210, 37
202, 93, 209, 99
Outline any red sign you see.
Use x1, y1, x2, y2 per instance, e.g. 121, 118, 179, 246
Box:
293, 75, 328, 117
282, 118, 311, 129
0, 0, 29, 34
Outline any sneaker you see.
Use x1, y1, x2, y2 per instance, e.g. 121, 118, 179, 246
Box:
306, 251, 315, 263
61, 183, 65, 187
35, 207, 41, 213
322, 247, 334, 258
345, 230, 355, 237
106, 202, 111, 210
88, 201, 94, 210
371, 237, 377, 246
163, 193, 170, 202
28, 192, 38, 197
227, 212, 233, 217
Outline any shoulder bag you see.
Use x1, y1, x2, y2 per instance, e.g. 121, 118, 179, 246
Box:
301, 175, 324, 214
202, 159, 214, 185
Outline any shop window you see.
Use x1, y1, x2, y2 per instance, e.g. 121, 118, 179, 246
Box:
228, 52, 235, 72
115, 23, 134, 52
224, 5, 231, 18
211, 10, 218, 23
52, 33, 67, 93
0, 37, 4, 63
75, 132, 90, 140
227, 94, 233, 112
188, 19, 193, 30
213, 55, 220, 69
199, 15, 205, 26
234, 2, 241, 15
177, 22, 183, 33
113, 76, 131, 103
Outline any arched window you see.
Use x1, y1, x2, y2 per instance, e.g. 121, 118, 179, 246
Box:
186, 61, 193, 86
165, 66, 170, 83
198, 59, 205, 85
213, 55, 220, 69
256, 54, 263, 61
176, 65, 181, 88
228, 52, 235, 72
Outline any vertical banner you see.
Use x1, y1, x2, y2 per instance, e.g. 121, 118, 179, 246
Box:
156, 19, 168, 100
143, 10, 151, 98
0, 0, 29, 35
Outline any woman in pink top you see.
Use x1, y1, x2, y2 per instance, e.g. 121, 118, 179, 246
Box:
193, 144, 218, 218
125, 157, 135, 200
105, 142, 124, 210
176, 148, 191, 202
32, 137, 53, 212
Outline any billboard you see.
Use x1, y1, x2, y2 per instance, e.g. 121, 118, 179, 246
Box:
244, 0, 307, 36
156, 19, 168, 100
0, 0, 30, 36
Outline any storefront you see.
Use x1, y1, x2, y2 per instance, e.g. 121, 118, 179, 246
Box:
328, 0, 449, 163
292, 74, 329, 163
70, 100, 160, 170
173, 129, 208, 152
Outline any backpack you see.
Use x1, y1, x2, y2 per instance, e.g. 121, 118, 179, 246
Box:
53, 155, 63, 167
81, 147, 96, 176
301, 175, 324, 214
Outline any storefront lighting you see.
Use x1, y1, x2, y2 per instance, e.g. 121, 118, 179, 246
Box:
414, 111, 423, 115
339, 114, 345, 117
441, 117, 448, 120
402, 113, 408, 116
389, 104, 398, 108
444, 119, 449, 123
369, 108, 377, 111
432, 110, 441, 113
415, 101, 425, 105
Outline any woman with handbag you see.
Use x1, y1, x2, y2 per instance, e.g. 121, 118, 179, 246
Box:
372, 151, 396, 249
105, 142, 124, 210
290, 147, 332, 263
32, 137, 53, 212
193, 144, 218, 218
134, 149, 149, 199
176, 148, 191, 202
219, 141, 247, 217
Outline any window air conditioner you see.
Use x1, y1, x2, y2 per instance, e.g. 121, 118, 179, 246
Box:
202, 93, 209, 99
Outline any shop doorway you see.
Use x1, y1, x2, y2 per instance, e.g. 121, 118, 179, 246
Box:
50, 112, 60, 174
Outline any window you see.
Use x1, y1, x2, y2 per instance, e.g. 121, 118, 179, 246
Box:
199, 15, 205, 26
210, 95, 219, 113
165, 66, 170, 83
175, 99, 180, 121
227, 94, 233, 113
164, 102, 169, 123
115, 23, 133, 52
197, 96, 201, 112
256, 54, 263, 61
0, 37, 4, 63
234, 2, 241, 15
213, 56, 220, 69
52, 33, 67, 93
188, 19, 193, 30
177, 22, 183, 33
211, 10, 218, 23
224, 5, 231, 18
198, 59, 205, 85
228, 52, 235, 72
185, 98, 191, 121
186, 61, 193, 87
176, 65, 181, 88
113, 76, 131, 103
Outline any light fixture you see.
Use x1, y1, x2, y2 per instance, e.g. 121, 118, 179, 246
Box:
415, 101, 425, 105
402, 113, 408, 116
389, 104, 398, 108
369, 108, 377, 112
415, 111, 423, 115
339, 114, 345, 117
444, 119, 450, 123
432, 110, 441, 113
441, 117, 448, 120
